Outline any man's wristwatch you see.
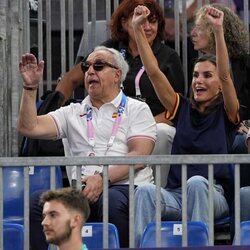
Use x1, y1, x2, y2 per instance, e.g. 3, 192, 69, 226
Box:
98, 172, 111, 187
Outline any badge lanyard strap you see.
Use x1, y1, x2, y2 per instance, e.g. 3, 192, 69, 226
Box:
86, 94, 127, 154
135, 66, 145, 97
119, 48, 145, 99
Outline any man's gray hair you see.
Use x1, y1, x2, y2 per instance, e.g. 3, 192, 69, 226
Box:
94, 46, 129, 83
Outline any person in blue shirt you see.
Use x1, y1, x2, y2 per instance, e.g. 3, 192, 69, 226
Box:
132, 4, 240, 247
41, 187, 90, 250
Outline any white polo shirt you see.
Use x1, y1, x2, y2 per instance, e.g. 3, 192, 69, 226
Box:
49, 91, 156, 185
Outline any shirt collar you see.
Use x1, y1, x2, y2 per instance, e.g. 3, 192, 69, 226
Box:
83, 91, 123, 109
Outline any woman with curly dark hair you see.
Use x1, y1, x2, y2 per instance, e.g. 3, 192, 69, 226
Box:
103, 0, 185, 120
58, 0, 185, 122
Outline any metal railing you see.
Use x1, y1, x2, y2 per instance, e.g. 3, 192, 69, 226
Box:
0, 0, 249, 156
1, 154, 250, 249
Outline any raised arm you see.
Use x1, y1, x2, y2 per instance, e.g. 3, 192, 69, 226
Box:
206, 7, 238, 122
132, 5, 177, 113
18, 53, 58, 139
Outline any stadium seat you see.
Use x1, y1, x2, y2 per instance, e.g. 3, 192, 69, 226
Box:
139, 221, 209, 248
29, 165, 63, 194
3, 166, 63, 224
81, 222, 120, 249
240, 221, 250, 245
214, 164, 235, 244
3, 167, 24, 224
3, 222, 24, 250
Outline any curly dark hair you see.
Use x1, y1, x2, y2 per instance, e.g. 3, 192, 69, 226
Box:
110, 0, 165, 44
194, 53, 217, 67
195, 3, 249, 58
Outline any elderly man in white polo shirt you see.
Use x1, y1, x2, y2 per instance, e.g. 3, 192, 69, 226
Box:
18, 46, 156, 248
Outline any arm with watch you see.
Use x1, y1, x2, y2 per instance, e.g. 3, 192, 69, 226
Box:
18, 53, 58, 140
82, 137, 155, 204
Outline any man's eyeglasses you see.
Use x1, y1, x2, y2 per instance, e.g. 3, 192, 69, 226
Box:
81, 60, 119, 73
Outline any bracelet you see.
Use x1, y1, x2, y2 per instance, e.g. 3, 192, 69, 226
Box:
23, 85, 38, 91
98, 172, 111, 187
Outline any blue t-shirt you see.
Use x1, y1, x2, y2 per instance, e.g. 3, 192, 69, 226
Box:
166, 95, 237, 202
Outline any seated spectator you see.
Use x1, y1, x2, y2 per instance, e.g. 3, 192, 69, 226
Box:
25, 1, 183, 246
132, 4, 239, 246
18, 46, 156, 248
191, 3, 250, 187
41, 187, 90, 250
58, 0, 185, 186
239, 128, 250, 222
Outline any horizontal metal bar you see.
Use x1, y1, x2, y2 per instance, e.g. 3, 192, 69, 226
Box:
0, 154, 250, 166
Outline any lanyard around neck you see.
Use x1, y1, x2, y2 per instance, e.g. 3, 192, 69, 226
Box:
86, 93, 127, 154
119, 48, 145, 98
119, 48, 145, 100
135, 66, 145, 97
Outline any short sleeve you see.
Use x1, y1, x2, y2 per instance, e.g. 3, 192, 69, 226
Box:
48, 105, 73, 139
126, 99, 156, 142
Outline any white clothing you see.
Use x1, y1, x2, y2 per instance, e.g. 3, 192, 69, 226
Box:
49, 91, 156, 185
152, 123, 176, 187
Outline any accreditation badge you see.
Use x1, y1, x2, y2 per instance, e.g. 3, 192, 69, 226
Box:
81, 152, 103, 176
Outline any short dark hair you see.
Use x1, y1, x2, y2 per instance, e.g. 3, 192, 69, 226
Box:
190, 53, 223, 113
40, 187, 90, 221
110, 0, 165, 43
194, 53, 217, 68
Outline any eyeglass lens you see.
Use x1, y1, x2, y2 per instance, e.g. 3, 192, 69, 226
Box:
81, 60, 118, 73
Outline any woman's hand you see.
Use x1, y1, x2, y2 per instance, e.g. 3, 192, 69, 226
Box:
132, 5, 150, 28
205, 6, 224, 32
19, 53, 44, 88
